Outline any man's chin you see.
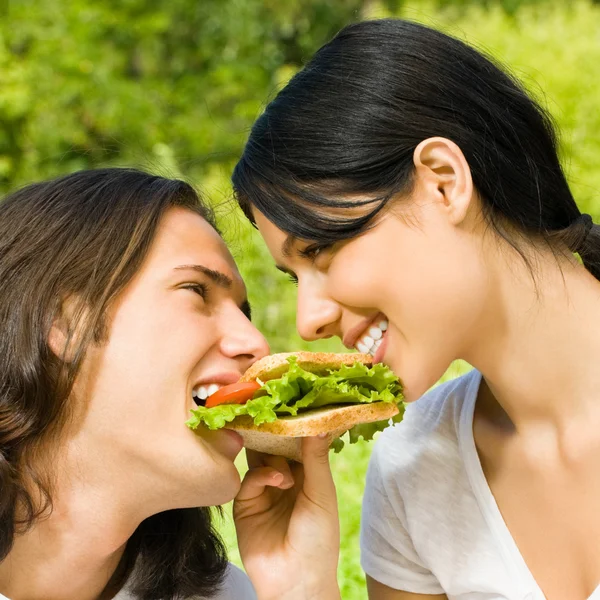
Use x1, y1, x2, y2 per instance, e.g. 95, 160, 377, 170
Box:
189, 472, 242, 508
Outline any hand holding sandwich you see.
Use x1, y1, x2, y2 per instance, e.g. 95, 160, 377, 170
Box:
186, 351, 404, 598
234, 436, 342, 600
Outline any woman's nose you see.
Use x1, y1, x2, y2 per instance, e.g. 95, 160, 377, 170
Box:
295, 284, 341, 341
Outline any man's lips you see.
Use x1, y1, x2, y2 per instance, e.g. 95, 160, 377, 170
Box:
193, 372, 241, 388
192, 372, 243, 404
343, 313, 386, 349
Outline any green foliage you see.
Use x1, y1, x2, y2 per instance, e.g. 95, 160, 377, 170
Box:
0, 0, 365, 189
3, 1, 600, 598
4, 0, 600, 355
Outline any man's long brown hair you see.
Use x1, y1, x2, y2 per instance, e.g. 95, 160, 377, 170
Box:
0, 168, 228, 598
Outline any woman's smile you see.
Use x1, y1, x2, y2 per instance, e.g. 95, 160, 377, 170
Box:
343, 314, 389, 356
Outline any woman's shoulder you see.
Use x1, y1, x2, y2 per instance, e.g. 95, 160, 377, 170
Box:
370, 368, 480, 484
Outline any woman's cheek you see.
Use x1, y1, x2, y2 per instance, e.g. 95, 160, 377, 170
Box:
326, 261, 387, 307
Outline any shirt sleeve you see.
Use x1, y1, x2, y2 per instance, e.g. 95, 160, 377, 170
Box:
114, 563, 256, 600
360, 438, 445, 595
210, 563, 257, 600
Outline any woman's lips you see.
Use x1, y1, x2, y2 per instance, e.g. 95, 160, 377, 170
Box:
343, 313, 388, 350
373, 330, 389, 364
356, 321, 388, 356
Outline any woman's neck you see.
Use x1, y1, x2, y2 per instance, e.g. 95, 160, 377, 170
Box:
465, 248, 600, 442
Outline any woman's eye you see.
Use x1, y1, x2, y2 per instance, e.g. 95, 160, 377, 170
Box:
299, 243, 332, 262
286, 273, 299, 287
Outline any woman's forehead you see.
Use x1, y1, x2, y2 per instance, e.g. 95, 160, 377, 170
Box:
253, 210, 286, 244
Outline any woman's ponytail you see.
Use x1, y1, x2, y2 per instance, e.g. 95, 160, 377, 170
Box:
566, 214, 600, 281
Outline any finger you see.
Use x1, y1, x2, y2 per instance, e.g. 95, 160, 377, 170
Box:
245, 450, 295, 487
245, 449, 268, 469
260, 454, 295, 487
300, 435, 337, 509
236, 466, 287, 503
290, 460, 305, 489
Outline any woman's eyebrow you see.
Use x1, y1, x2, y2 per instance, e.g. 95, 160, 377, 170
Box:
174, 264, 232, 288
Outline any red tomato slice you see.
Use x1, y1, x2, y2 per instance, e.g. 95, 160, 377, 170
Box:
204, 381, 261, 408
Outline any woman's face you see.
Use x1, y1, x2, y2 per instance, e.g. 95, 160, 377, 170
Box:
254, 187, 489, 402
72, 207, 269, 508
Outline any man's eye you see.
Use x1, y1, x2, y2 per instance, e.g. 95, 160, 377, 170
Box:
182, 283, 209, 299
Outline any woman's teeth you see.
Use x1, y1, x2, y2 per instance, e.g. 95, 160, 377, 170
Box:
192, 383, 222, 401
356, 319, 388, 356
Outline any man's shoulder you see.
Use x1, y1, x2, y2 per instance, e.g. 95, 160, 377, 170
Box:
209, 563, 257, 600
114, 562, 256, 600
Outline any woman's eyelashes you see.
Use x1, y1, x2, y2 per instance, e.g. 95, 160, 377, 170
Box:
298, 243, 330, 261
283, 243, 334, 286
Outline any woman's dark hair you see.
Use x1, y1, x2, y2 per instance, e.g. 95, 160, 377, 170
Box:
232, 18, 600, 279
0, 168, 228, 598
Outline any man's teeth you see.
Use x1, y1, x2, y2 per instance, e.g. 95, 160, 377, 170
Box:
192, 383, 222, 400
356, 319, 388, 356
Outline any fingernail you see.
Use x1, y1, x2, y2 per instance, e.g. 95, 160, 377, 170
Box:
318, 433, 328, 439
272, 472, 283, 483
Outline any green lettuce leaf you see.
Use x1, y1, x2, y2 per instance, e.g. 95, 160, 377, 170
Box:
186, 356, 404, 449
331, 409, 406, 453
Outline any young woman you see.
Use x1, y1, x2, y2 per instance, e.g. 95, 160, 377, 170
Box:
232, 18, 600, 600
0, 168, 339, 600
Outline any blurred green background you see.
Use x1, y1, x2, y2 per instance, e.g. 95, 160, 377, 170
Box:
2, 0, 600, 597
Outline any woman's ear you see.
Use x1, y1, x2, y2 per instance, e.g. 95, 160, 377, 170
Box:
412, 136, 474, 226
48, 297, 80, 362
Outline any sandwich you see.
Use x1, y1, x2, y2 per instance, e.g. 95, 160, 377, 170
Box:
186, 352, 404, 461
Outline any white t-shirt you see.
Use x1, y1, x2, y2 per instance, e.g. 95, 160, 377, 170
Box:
0, 563, 256, 600
360, 369, 600, 600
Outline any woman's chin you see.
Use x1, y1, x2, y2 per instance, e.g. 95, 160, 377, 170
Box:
399, 385, 422, 403
385, 356, 447, 403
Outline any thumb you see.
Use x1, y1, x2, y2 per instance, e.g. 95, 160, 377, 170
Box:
300, 434, 337, 509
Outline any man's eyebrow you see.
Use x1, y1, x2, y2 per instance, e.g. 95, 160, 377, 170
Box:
174, 264, 232, 288
281, 234, 298, 259
175, 264, 250, 317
